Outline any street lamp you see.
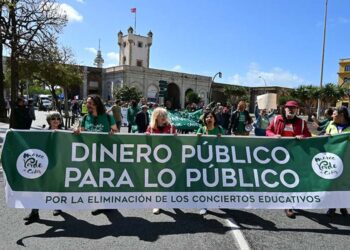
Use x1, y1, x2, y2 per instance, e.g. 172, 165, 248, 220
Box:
209, 72, 222, 104
317, 0, 328, 119
259, 76, 267, 87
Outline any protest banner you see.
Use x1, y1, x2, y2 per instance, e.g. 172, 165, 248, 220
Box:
1, 130, 350, 209
257, 93, 277, 110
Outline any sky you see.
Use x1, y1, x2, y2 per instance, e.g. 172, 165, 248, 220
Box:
56, 0, 350, 88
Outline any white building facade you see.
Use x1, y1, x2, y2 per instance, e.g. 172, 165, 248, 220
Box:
100, 28, 211, 109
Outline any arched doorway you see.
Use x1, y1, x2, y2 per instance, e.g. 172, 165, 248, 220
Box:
147, 84, 158, 103
185, 88, 193, 106
167, 83, 180, 109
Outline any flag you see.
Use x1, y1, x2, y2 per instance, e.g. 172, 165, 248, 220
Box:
131, 7, 136, 13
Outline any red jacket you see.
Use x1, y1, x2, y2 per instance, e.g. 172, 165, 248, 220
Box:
266, 115, 311, 137
146, 124, 177, 134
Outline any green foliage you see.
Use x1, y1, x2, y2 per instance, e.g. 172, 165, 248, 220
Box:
186, 91, 201, 104
28, 85, 51, 95
285, 83, 346, 114
114, 86, 143, 102
278, 95, 294, 106
224, 85, 249, 105
319, 83, 346, 106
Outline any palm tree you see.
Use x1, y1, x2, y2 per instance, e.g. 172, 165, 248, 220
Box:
290, 85, 319, 115
320, 83, 346, 108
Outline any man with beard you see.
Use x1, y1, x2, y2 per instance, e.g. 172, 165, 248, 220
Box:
77, 95, 118, 133
266, 100, 311, 219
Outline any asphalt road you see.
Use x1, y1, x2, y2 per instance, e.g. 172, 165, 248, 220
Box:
1, 111, 350, 249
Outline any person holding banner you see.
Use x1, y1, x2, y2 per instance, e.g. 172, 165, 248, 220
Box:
24, 112, 64, 223
228, 100, 253, 135
196, 111, 224, 215
146, 107, 176, 214
266, 100, 311, 219
325, 106, 350, 217
75, 95, 118, 216
77, 95, 118, 134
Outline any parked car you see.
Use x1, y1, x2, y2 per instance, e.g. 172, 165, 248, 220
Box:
40, 99, 53, 111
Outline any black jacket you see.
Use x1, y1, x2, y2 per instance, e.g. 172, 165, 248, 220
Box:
135, 111, 149, 133
228, 110, 253, 133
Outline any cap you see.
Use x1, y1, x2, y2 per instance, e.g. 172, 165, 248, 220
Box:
285, 100, 299, 107
141, 105, 148, 109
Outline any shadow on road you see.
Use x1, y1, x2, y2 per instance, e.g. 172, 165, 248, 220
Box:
217, 209, 350, 234
16, 209, 231, 247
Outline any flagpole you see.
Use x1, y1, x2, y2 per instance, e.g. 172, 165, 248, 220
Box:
134, 11, 137, 34
316, 0, 328, 119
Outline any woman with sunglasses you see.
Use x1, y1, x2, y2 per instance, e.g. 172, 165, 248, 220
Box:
24, 112, 64, 223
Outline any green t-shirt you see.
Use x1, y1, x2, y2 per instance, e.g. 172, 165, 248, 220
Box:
260, 117, 270, 129
81, 113, 116, 132
237, 112, 246, 133
197, 126, 224, 135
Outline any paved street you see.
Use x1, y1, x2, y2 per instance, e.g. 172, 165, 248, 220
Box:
1, 111, 350, 249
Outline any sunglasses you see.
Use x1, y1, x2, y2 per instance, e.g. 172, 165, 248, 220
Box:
51, 117, 61, 121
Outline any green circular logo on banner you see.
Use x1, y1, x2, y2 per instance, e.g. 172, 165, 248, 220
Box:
311, 152, 343, 180
16, 149, 49, 179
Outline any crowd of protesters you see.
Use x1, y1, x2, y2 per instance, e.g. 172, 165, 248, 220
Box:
6, 94, 350, 223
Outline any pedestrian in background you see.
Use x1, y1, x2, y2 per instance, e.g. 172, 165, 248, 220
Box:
127, 100, 139, 133
27, 99, 36, 129
107, 99, 123, 131
254, 102, 275, 136
228, 100, 253, 135
135, 105, 149, 133
81, 100, 88, 116
5, 98, 10, 117
10, 97, 30, 129
312, 108, 333, 135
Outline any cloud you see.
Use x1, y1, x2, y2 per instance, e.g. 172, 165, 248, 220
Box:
105, 52, 119, 67
171, 65, 182, 71
337, 17, 349, 24
85, 47, 97, 54
107, 52, 119, 62
317, 17, 349, 27
228, 62, 307, 87
59, 3, 83, 22
76, 0, 85, 3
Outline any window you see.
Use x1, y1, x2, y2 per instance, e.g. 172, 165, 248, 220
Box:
345, 65, 350, 71
344, 78, 350, 84
123, 42, 126, 47
136, 60, 143, 67
138, 42, 143, 48
123, 56, 126, 64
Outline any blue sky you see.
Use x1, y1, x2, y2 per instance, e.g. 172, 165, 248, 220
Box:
57, 0, 350, 88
